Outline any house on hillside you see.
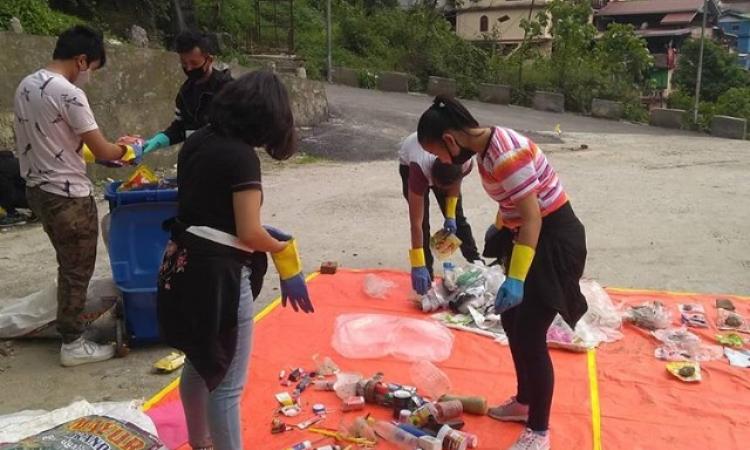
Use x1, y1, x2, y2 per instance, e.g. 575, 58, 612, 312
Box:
719, 10, 750, 68
454, 0, 553, 50
595, 0, 722, 93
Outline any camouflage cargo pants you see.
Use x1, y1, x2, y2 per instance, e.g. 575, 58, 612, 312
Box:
26, 187, 98, 343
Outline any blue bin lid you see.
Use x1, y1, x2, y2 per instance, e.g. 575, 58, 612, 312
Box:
104, 180, 178, 209
107, 202, 178, 292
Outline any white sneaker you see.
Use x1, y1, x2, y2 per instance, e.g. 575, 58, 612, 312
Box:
60, 337, 115, 367
508, 428, 551, 450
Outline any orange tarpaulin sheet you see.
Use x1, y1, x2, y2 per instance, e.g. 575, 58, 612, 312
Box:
144, 270, 750, 450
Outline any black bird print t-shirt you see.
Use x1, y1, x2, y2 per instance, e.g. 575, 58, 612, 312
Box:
13, 69, 99, 198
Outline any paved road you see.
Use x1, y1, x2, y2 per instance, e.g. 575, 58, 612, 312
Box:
299, 84, 694, 161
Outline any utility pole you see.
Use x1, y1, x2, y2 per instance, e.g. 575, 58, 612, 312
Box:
693, 0, 708, 124
327, 0, 332, 83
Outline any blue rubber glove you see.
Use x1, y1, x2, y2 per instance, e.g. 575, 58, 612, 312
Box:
494, 277, 524, 314
143, 132, 170, 154
264, 225, 292, 242
411, 266, 432, 295
443, 218, 457, 235
280, 274, 314, 313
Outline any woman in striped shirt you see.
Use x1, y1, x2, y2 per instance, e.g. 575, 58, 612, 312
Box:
417, 96, 588, 450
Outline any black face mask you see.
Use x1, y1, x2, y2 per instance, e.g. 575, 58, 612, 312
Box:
183, 59, 208, 81
450, 146, 475, 165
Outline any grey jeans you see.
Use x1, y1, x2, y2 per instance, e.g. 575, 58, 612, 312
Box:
180, 267, 254, 450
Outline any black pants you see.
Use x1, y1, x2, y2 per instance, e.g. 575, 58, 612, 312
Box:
502, 299, 557, 431
0, 151, 27, 214
399, 164, 480, 275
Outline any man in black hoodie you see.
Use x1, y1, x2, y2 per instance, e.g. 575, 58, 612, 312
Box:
142, 30, 232, 154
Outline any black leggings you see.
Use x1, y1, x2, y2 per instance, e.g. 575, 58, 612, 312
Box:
398, 164, 480, 275
501, 299, 558, 431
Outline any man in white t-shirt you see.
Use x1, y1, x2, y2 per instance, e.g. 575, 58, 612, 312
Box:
398, 132, 480, 294
13, 25, 142, 367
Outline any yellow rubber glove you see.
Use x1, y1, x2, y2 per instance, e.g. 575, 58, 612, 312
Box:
271, 239, 303, 280
507, 244, 536, 282
82, 144, 95, 164
443, 196, 459, 234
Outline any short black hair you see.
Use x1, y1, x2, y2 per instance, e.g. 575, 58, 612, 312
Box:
209, 71, 297, 160
175, 30, 214, 54
52, 25, 106, 68
432, 158, 466, 188
417, 95, 479, 147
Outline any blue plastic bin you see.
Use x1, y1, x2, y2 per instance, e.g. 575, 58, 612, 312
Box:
104, 180, 178, 211
105, 181, 177, 343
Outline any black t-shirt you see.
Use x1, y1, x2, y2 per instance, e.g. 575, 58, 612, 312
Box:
177, 127, 261, 235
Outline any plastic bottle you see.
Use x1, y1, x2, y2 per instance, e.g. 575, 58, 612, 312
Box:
373, 420, 421, 449
443, 262, 457, 291
410, 360, 451, 399
286, 440, 312, 450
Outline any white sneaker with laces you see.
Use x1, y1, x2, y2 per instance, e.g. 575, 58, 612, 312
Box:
508, 428, 550, 450
60, 337, 115, 367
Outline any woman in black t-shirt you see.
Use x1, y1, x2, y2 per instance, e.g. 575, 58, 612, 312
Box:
157, 71, 313, 450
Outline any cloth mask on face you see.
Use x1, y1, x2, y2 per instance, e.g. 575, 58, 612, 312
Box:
450, 146, 475, 165
183, 59, 208, 81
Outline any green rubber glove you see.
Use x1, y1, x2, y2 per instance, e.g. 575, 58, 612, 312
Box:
143, 132, 170, 154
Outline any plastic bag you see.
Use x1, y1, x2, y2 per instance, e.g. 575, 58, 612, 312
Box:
679, 304, 708, 328
724, 347, 750, 368
333, 372, 363, 400
363, 274, 396, 299
666, 362, 701, 382
410, 360, 451, 399
717, 308, 750, 334
118, 164, 158, 192
0, 415, 165, 450
430, 230, 462, 260
331, 314, 454, 362
0, 278, 119, 339
653, 327, 723, 362
623, 301, 672, 330
547, 316, 588, 352
716, 333, 746, 348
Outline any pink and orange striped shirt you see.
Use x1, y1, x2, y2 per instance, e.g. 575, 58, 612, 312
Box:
478, 127, 568, 228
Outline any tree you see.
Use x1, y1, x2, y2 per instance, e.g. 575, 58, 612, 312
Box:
673, 38, 750, 103
595, 22, 653, 99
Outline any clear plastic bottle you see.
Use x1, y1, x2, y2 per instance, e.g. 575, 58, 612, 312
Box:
443, 261, 457, 291
373, 420, 420, 449
410, 360, 451, 399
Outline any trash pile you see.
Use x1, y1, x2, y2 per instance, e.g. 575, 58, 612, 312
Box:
0, 400, 162, 448
415, 263, 623, 352
271, 356, 487, 450
115, 165, 178, 193
622, 298, 750, 381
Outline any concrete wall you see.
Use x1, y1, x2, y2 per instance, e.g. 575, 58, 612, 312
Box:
0, 32, 328, 153
332, 67, 359, 88
478, 83, 511, 105
378, 71, 410, 93
649, 108, 686, 129
711, 115, 747, 140
532, 91, 564, 113
456, 1, 552, 42
591, 99, 624, 120
427, 76, 457, 98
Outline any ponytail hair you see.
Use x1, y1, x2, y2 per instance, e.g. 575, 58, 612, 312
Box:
417, 95, 479, 147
